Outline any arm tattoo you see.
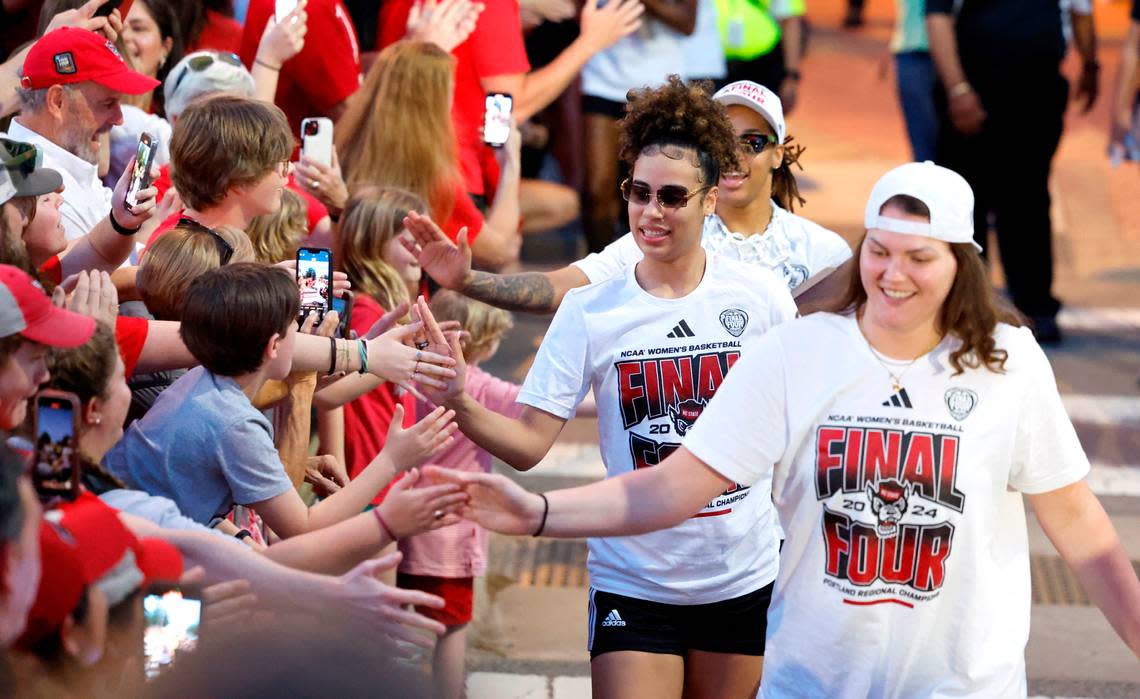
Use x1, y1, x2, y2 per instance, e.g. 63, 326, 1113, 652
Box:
464, 271, 557, 314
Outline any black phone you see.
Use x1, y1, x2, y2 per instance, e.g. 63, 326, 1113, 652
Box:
126, 132, 157, 209
142, 584, 202, 680
482, 93, 513, 148
94, 0, 130, 18
32, 391, 81, 504
331, 290, 354, 338
295, 247, 333, 325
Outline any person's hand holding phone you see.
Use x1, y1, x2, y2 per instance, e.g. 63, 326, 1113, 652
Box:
110, 155, 160, 229
45, 0, 124, 42
295, 149, 349, 216
259, 0, 308, 71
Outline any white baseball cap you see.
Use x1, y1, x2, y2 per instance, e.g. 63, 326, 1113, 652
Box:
864, 161, 981, 252
712, 81, 786, 143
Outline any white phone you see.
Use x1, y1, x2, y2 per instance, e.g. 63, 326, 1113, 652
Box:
301, 117, 333, 168
482, 93, 512, 148
275, 0, 299, 22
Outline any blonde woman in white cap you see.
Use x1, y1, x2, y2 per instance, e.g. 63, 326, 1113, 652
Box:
402, 79, 852, 316
427, 161, 1140, 696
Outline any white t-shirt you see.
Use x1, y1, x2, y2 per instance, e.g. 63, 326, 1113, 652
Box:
682, 0, 728, 80
581, 19, 687, 103
683, 313, 1090, 698
519, 253, 797, 605
574, 207, 852, 296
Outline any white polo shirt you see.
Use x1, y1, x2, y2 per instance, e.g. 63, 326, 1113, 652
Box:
5, 119, 113, 241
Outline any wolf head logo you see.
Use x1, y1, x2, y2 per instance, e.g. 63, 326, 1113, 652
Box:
667, 398, 707, 436
865, 478, 911, 537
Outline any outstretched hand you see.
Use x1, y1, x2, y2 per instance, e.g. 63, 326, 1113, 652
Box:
375, 467, 467, 538
336, 552, 447, 646
401, 210, 472, 291
381, 403, 458, 472
422, 467, 546, 536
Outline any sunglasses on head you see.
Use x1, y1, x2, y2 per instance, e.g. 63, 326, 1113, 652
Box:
620, 178, 710, 209
170, 52, 244, 95
737, 133, 779, 154
177, 217, 234, 266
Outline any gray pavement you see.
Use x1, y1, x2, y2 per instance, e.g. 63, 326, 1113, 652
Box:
463, 2, 1140, 695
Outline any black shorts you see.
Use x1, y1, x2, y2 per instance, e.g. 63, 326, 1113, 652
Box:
582, 94, 627, 120
587, 583, 773, 659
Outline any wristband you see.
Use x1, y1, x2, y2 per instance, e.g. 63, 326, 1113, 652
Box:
532, 493, 549, 537
947, 82, 973, 99
357, 339, 369, 375
373, 507, 398, 541
254, 58, 281, 71
234, 529, 253, 541
327, 337, 337, 376
109, 209, 140, 236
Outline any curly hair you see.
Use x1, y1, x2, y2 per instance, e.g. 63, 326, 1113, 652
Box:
619, 76, 739, 187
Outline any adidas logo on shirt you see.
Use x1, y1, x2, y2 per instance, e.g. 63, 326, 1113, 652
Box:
882, 388, 913, 408
602, 609, 626, 627
667, 320, 695, 338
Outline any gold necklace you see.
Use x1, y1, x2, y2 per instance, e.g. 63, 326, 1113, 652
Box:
868, 345, 921, 393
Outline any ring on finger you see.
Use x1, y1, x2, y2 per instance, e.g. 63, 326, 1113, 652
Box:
432, 510, 444, 520
415, 340, 430, 350
415, 350, 423, 361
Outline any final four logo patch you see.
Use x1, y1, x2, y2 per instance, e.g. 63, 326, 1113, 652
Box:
719, 308, 748, 337
944, 387, 978, 421
53, 52, 76, 75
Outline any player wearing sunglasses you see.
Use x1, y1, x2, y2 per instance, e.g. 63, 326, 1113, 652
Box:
420, 76, 797, 699
403, 79, 852, 316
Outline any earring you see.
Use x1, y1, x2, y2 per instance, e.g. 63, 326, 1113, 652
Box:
94, 416, 102, 425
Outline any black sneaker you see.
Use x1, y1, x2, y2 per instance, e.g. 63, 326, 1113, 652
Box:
1030, 315, 1062, 345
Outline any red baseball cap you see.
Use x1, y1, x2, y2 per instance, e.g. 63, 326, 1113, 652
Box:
18, 493, 183, 649
0, 264, 96, 348
20, 27, 160, 95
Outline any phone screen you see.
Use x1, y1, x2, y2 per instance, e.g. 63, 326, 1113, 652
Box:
94, 0, 128, 18
33, 394, 79, 503
483, 93, 512, 148
275, 0, 299, 21
296, 247, 332, 323
331, 292, 353, 338
126, 133, 155, 208
143, 588, 201, 680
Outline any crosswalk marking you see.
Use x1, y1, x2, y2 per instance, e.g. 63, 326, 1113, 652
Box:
1062, 395, 1140, 426
1057, 307, 1140, 332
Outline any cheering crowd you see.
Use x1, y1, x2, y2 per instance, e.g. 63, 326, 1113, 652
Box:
2, 0, 1140, 697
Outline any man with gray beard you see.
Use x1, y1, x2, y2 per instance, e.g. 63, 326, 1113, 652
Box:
4, 27, 158, 239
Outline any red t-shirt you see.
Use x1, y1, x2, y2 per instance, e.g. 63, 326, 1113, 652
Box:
240, 0, 362, 136
343, 295, 416, 485
115, 315, 149, 379
188, 9, 243, 53
377, 0, 529, 196
442, 182, 484, 244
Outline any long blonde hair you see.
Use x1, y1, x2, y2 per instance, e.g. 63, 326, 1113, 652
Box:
334, 41, 461, 225
337, 186, 427, 310
246, 188, 308, 264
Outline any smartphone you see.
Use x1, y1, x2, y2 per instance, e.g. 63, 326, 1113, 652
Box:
32, 391, 81, 504
143, 586, 202, 680
296, 247, 333, 325
94, 0, 131, 18
126, 132, 157, 210
275, 0, 299, 22
331, 290, 354, 338
300, 117, 334, 168
482, 93, 513, 148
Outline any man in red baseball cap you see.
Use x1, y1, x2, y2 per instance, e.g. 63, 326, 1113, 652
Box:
4, 27, 160, 240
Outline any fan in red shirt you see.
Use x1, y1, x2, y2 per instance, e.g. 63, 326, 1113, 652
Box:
334, 40, 522, 270
240, 0, 362, 135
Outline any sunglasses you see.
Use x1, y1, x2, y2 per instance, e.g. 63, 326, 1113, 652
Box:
737, 133, 779, 154
620, 179, 710, 209
169, 52, 244, 95
177, 217, 234, 265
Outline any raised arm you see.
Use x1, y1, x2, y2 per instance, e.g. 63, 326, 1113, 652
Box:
403, 210, 590, 313
1028, 481, 1140, 658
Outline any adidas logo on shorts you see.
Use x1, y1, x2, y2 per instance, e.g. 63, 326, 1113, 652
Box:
602, 609, 626, 627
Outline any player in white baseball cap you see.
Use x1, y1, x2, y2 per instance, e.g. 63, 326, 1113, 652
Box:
426, 160, 1140, 696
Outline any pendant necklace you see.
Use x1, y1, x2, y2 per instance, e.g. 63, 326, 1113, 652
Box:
868, 346, 921, 393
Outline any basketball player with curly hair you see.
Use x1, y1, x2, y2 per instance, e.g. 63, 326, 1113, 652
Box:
421, 76, 798, 698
